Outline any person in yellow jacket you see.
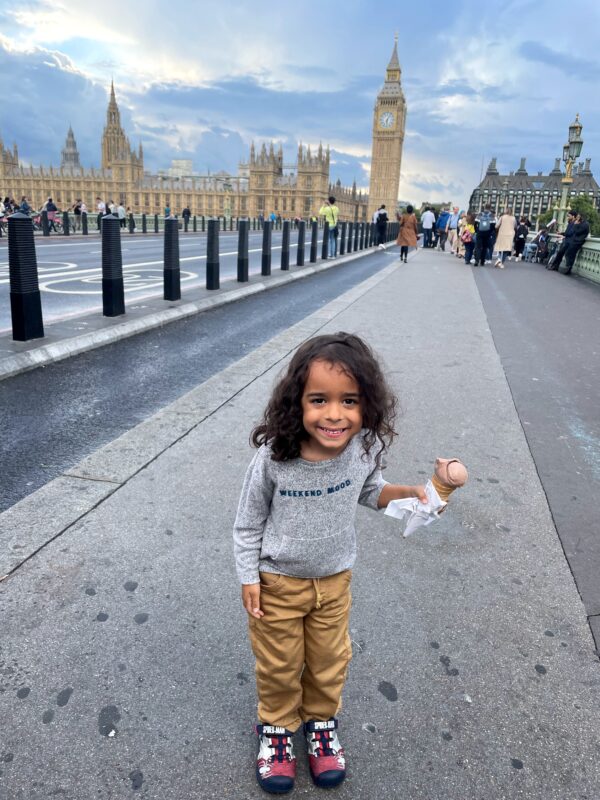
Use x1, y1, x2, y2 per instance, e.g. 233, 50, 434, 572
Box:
319, 195, 339, 257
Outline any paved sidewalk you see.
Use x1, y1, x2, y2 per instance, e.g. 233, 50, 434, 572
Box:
1, 250, 599, 799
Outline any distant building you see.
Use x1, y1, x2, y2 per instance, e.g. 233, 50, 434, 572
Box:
470, 156, 600, 220
0, 81, 368, 221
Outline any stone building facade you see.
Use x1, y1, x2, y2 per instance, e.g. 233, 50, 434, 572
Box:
0, 82, 368, 222
470, 156, 600, 221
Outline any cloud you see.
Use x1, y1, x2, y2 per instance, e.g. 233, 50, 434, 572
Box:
518, 42, 600, 81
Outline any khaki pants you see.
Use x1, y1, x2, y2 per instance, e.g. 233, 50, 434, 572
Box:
248, 570, 352, 733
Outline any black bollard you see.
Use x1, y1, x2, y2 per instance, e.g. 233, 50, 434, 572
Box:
154, 214, 159, 234
128, 213, 135, 234
184, 216, 189, 233
62, 210, 70, 236
8, 212, 44, 341
261, 220, 272, 276
252, 217, 256, 231
359, 223, 365, 250
193, 215, 197, 232
163, 217, 181, 301
353, 222, 359, 252
81, 212, 88, 236
206, 218, 220, 290
346, 223, 353, 256
101, 214, 125, 316
340, 222, 347, 256
201, 216, 205, 232
229, 216, 233, 232
142, 213, 147, 234
296, 220, 306, 266
281, 220, 290, 271
237, 219, 249, 282
41, 210, 50, 237
309, 220, 318, 263
321, 221, 330, 260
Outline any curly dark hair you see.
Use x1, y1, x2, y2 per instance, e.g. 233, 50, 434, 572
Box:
252, 332, 397, 462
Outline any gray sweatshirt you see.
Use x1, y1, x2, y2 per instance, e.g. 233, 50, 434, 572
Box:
233, 434, 389, 583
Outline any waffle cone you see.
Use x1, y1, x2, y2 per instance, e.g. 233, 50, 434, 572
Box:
431, 474, 456, 502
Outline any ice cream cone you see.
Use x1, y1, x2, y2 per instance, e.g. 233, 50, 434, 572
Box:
431, 457, 468, 502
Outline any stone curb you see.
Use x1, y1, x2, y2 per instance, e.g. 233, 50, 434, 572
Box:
0, 243, 395, 382
0, 258, 400, 579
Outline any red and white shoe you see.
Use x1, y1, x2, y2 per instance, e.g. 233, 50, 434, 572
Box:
304, 718, 346, 788
255, 724, 296, 794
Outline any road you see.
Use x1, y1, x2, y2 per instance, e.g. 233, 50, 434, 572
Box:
0, 229, 324, 332
0, 248, 394, 512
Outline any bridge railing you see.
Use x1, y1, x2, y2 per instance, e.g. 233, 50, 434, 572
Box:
545, 234, 600, 285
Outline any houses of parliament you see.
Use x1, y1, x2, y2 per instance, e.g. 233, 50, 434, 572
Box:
0, 41, 406, 222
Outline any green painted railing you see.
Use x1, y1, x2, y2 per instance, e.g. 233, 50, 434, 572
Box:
546, 234, 600, 285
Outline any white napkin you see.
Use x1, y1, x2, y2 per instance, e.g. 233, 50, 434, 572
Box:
384, 480, 446, 537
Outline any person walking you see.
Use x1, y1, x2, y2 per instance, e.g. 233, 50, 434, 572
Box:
461, 213, 477, 264
436, 207, 451, 251
182, 206, 191, 228
319, 196, 340, 258
456, 212, 467, 258
421, 206, 435, 248
396, 204, 418, 263
475, 204, 494, 266
44, 197, 58, 232
446, 206, 460, 253
234, 332, 427, 794
117, 203, 126, 229
513, 217, 529, 261
493, 208, 517, 268
19, 196, 32, 215
373, 205, 388, 248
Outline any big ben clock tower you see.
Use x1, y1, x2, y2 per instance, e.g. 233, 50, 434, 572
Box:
368, 36, 407, 218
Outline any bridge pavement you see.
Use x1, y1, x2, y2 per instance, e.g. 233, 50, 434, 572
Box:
0, 249, 598, 799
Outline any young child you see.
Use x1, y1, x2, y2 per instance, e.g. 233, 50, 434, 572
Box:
233, 332, 426, 794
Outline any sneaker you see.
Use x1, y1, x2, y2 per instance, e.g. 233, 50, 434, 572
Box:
485, 260, 492, 265
378, 244, 385, 250
494, 259, 501, 268
304, 719, 346, 789
256, 725, 296, 794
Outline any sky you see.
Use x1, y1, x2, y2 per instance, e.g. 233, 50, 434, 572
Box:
1, 0, 599, 209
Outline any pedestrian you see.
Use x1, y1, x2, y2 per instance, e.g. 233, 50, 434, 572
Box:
456, 212, 467, 258
19, 196, 32, 215
447, 206, 460, 253
436, 207, 451, 251
117, 203, 126, 228
0, 197, 6, 235
72, 199, 82, 231
513, 217, 529, 261
318, 195, 340, 257
461, 213, 476, 264
234, 332, 427, 794
421, 206, 435, 248
475, 204, 494, 266
44, 197, 58, 232
269, 211, 277, 226
96, 197, 106, 230
373, 204, 388, 248
546, 211, 576, 272
493, 208, 517, 268
182, 206, 191, 228
396, 204, 418, 263
559, 213, 589, 274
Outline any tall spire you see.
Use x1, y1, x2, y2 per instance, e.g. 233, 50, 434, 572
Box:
61, 125, 81, 171
387, 33, 400, 72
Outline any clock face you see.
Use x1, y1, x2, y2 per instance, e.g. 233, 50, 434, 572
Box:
379, 111, 395, 129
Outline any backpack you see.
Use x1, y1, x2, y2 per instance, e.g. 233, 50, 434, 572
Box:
377, 211, 388, 225
516, 224, 528, 239
478, 213, 491, 232
460, 228, 473, 243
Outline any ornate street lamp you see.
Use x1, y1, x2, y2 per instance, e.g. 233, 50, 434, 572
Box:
556, 114, 584, 227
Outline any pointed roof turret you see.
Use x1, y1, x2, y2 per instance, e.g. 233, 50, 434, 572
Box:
387, 33, 400, 72
485, 157, 499, 175
61, 125, 81, 171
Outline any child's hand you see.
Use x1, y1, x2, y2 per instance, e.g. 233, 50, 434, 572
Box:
413, 485, 428, 504
242, 583, 264, 619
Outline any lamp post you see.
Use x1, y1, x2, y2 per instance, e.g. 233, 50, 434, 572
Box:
555, 114, 584, 229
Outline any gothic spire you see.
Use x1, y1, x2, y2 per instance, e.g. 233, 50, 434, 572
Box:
387, 34, 400, 72
61, 125, 81, 171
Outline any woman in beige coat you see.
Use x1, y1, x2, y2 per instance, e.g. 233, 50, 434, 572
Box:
494, 209, 517, 268
396, 204, 419, 263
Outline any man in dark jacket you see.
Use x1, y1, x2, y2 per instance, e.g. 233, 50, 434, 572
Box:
560, 214, 589, 274
547, 211, 576, 271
